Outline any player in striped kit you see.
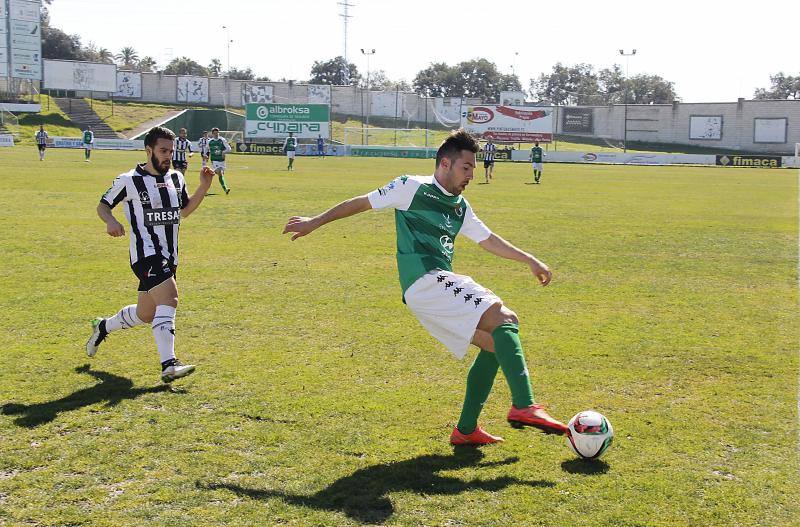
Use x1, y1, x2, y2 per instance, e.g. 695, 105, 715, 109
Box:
86, 126, 215, 382
197, 131, 210, 167
35, 125, 48, 161
172, 127, 194, 174
482, 140, 497, 183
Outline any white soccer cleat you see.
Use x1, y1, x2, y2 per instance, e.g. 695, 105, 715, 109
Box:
161, 359, 196, 383
86, 318, 107, 357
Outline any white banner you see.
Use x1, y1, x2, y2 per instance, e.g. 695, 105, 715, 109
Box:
51, 137, 144, 150
499, 91, 526, 106
241, 83, 274, 105
9, 0, 39, 22
754, 118, 787, 143
308, 84, 331, 104
177, 76, 209, 103
0, 135, 15, 147
509, 150, 717, 165
689, 116, 723, 140
44, 60, 117, 91
115, 71, 142, 98
370, 91, 402, 118
462, 105, 554, 143
8, 0, 41, 80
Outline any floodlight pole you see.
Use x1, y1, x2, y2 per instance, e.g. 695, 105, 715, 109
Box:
619, 49, 636, 153
222, 26, 233, 76
361, 48, 375, 143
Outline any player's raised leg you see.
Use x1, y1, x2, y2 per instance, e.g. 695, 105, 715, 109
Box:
147, 276, 195, 383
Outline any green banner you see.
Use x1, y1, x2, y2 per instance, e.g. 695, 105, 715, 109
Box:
350, 146, 436, 159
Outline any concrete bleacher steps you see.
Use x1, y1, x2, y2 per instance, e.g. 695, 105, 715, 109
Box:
53, 98, 123, 139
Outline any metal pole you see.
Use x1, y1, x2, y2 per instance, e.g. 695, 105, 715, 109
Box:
425, 97, 428, 147
618, 49, 636, 153
394, 87, 399, 146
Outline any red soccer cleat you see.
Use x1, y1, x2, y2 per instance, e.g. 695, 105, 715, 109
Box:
507, 404, 568, 435
450, 426, 504, 446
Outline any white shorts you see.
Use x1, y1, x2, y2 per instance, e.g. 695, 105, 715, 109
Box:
405, 270, 500, 359
286, 151, 296, 159
84, 143, 93, 150
532, 162, 543, 171
212, 160, 226, 172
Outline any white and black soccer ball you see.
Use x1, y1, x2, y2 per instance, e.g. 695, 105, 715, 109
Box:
566, 411, 614, 459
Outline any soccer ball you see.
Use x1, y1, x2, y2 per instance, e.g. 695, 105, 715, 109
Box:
566, 411, 614, 459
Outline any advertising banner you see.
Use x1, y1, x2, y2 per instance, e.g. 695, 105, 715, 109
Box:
562, 108, 594, 134
350, 145, 436, 159
115, 71, 142, 98
689, 115, 722, 140
0, 135, 15, 147
44, 60, 117, 91
716, 154, 781, 168
177, 76, 209, 103
241, 83, 274, 105
51, 137, 144, 150
245, 103, 330, 139
509, 150, 717, 166
461, 105, 553, 142
753, 118, 787, 144
8, 0, 41, 80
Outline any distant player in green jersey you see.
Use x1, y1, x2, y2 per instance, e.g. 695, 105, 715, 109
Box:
283, 132, 298, 171
283, 129, 568, 445
530, 142, 546, 184
83, 127, 94, 162
208, 127, 232, 194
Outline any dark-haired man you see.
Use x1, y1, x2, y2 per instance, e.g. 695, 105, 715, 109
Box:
172, 127, 194, 174
86, 126, 214, 382
35, 125, 48, 161
482, 140, 497, 183
283, 129, 567, 445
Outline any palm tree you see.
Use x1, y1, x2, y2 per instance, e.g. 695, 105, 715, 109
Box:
138, 56, 157, 73
96, 47, 114, 64
208, 58, 222, 77
116, 47, 139, 70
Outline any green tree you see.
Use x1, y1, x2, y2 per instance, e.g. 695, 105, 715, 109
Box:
115, 47, 139, 69
754, 73, 800, 100
227, 67, 255, 80
163, 57, 208, 76
309, 56, 360, 85
414, 59, 519, 100
138, 56, 157, 73
208, 58, 223, 77
530, 63, 601, 105
626, 74, 677, 104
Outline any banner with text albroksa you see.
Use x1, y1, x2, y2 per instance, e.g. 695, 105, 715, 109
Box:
245, 103, 330, 139
461, 105, 553, 143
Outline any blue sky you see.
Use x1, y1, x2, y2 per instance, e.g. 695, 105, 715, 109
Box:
48, 0, 798, 102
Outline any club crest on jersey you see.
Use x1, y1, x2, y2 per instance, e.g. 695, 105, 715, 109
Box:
439, 235, 454, 256
454, 205, 463, 217
139, 191, 150, 204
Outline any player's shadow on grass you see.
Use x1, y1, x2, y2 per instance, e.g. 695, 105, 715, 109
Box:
1, 364, 169, 428
560, 458, 610, 475
200, 447, 554, 524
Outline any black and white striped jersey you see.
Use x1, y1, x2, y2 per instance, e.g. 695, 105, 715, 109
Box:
100, 164, 190, 265
173, 137, 193, 162
197, 137, 209, 155
35, 130, 48, 145
483, 143, 497, 162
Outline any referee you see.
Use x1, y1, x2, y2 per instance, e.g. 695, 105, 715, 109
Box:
86, 126, 215, 383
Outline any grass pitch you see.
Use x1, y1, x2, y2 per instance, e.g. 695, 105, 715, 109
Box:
0, 147, 798, 526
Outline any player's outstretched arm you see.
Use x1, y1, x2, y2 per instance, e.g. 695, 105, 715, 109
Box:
283, 195, 372, 241
181, 166, 215, 218
96, 202, 125, 237
478, 233, 552, 286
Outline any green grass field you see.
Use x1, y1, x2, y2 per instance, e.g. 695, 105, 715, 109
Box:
1, 148, 798, 526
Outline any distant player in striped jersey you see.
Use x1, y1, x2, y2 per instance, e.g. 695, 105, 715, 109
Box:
208, 127, 232, 194
283, 132, 298, 170
482, 140, 497, 183
172, 127, 194, 175
35, 125, 48, 161
197, 131, 210, 167
83, 127, 94, 162
86, 126, 215, 383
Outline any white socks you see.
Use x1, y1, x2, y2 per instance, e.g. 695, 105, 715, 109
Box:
152, 305, 177, 363
105, 304, 144, 333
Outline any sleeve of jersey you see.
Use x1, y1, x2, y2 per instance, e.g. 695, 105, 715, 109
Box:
366, 177, 418, 211
459, 203, 492, 243
100, 176, 128, 209
179, 175, 190, 209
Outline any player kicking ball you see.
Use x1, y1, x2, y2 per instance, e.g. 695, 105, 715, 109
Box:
283, 129, 567, 445
86, 126, 214, 383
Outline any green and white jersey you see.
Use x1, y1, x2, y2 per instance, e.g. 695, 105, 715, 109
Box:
531, 146, 544, 163
83, 130, 94, 144
283, 137, 297, 152
208, 137, 231, 161
367, 175, 492, 294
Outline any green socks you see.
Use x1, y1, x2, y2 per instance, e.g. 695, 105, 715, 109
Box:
218, 173, 229, 192
456, 350, 499, 435
492, 323, 535, 409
